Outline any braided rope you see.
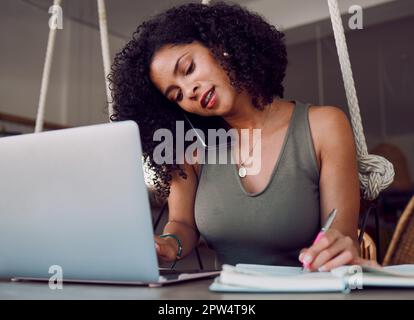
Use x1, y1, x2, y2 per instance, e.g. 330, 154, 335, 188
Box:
97, 0, 114, 121
327, 0, 394, 200
35, 0, 61, 133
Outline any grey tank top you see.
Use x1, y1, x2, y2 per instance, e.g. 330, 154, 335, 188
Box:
194, 101, 321, 268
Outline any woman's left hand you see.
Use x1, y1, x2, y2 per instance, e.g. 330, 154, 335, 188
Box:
299, 229, 364, 272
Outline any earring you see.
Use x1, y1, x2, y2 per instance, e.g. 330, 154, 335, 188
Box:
223, 51, 229, 57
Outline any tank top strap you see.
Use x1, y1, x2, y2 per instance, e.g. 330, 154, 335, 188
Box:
286, 100, 320, 181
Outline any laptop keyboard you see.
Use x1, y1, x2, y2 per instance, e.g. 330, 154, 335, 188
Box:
159, 269, 200, 275
158, 268, 218, 280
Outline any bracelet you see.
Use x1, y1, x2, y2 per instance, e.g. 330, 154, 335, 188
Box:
159, 233, 183, 260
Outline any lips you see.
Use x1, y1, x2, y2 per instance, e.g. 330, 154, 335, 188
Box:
200, 87, 215, 109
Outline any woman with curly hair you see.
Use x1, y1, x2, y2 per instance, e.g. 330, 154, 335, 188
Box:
109, 2, 366, 271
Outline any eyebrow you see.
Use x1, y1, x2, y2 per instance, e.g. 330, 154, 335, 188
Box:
163, 51, 189, 97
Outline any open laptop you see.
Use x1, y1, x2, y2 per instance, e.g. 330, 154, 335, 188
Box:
0, 121, 219, 286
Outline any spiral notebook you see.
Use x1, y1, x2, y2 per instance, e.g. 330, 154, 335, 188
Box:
209, 263, 414, 293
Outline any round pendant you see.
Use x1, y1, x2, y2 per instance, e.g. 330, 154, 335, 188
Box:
238, 166, 247, 178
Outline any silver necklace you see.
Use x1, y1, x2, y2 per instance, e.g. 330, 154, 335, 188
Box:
238, 105, 272, 178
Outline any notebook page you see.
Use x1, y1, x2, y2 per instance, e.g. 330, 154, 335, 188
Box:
235, 264, 303, 276
213, 264, 347, 293
330, 264, 414, 288
366, 264, 414, 277
331, 264, 414, 278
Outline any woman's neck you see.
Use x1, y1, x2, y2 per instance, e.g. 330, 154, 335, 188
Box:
223, 95, 280, 131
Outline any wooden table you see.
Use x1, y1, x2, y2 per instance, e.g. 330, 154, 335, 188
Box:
1, 278, 414, 300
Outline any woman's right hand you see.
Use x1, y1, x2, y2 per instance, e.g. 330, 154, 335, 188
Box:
154, 235, 178, 264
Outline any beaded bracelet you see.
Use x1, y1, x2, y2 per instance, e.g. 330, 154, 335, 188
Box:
159, 233, 182, 269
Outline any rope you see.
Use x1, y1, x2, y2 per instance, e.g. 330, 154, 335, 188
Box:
327, 0, 394, 200
97, 0, 114, 121
35, 0, 113, 131
35, 0, 61, 133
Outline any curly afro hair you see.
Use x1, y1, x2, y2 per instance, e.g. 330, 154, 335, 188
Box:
109, 1, 288, 198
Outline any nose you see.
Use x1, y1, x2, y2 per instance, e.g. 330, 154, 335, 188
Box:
184, 84, 199, 100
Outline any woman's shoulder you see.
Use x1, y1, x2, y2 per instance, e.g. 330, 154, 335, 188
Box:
308, 104, 348, 122
307, 104, 355, 163
307, 104, 352, 140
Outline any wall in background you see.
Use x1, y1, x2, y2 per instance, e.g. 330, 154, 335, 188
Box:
244, 0, 396, 30
0, 0, 125, 129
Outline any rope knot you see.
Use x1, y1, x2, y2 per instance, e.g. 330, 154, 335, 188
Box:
358, 154, 395, 200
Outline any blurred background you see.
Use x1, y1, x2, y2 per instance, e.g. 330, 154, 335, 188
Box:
1, 0, 413, 266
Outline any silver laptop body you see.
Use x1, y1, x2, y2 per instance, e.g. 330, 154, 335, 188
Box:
0, 121, 218, 285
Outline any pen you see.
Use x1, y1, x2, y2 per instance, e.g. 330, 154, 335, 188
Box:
302, 208, 338, 270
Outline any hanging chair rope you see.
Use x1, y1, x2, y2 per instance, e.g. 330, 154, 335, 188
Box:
327, 0, 394, 200
35, 0, 61, 133
97, 0, 114, 121
35, 0, 113, 133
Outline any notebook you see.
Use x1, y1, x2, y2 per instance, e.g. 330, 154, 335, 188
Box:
209, 263, 414, 293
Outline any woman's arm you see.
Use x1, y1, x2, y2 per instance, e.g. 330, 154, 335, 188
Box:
154, 161, 200, 264
299, 106, 362, 271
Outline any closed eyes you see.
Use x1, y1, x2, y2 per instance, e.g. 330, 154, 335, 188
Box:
186, 61, 195, 75
173, 61, 195, 102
